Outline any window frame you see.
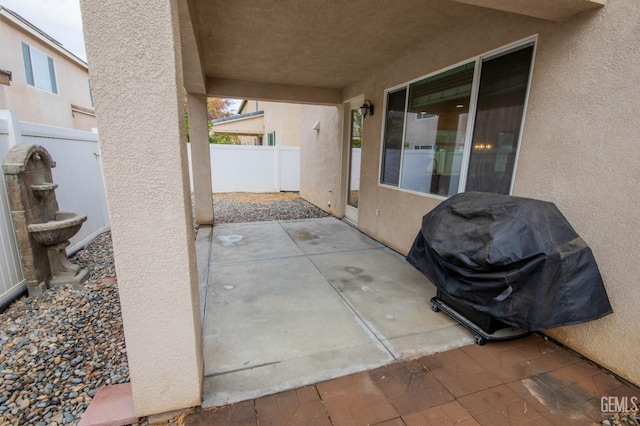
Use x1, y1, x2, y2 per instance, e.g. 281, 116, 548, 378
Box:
22, 42, 58, 95
267, 131, 276, 146
377, 35, 537, 199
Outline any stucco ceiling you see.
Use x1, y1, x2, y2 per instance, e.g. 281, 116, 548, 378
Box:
191, 0, 487, 89
182, 0, 604, 102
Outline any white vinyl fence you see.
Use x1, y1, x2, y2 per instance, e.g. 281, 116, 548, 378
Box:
187, 144, 301, 193
0, 114, 23, 305
1, 115, 301, 305
0, 111, 110, 306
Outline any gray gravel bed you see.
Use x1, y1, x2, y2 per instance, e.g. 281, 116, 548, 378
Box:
71, 233, 116, 281
0, 232, 126, 425
213, 193, 328, 223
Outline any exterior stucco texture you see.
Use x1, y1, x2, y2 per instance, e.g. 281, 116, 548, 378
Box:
80, 0, 203, 416
328, 2, 640, 386
80, 0, 640, 419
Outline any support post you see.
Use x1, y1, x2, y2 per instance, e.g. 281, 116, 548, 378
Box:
187, 93, 214, 224
80, 0, 203, 416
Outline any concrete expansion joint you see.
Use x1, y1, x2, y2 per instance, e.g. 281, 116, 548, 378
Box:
305, 247, 386, 256
206, 360, 283, 378
210, 252, 308, 266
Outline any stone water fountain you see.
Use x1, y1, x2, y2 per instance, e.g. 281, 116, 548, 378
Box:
3, 144, 88, 297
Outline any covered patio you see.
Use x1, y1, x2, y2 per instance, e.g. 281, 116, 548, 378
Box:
196, 217, 473, 407
78, 0, 640, 420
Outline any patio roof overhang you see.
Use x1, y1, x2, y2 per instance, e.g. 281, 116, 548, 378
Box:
180, 0, 605, 104
453, 0, 605, 21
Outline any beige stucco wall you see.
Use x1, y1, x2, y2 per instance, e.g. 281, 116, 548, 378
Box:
219, 100, 304, 146
239, 100, 261, 114
71, 110, 97, 131
508, 3, 640, 386
80, 0, 203, 416
263, 102, 302, 147
0, 13, 96, 130
304, 2, 640, 385
300, 104, 343, 215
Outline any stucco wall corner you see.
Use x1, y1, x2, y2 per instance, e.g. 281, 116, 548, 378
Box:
80, 0, 203, 416
299, 104, 343, 217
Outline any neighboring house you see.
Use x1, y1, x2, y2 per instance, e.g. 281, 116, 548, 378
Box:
210, 109, 264, 145
0, 5, 95, 131
211, 99, 302, 146
80, 1, 640, 418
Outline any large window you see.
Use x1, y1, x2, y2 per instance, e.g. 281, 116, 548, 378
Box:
380, 42, 534, 196
22, 42, 58, 94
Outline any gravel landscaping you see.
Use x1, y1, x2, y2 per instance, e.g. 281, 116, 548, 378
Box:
213, 192, 328, 223
0, 232, 125, 426
0, 192, 328, 425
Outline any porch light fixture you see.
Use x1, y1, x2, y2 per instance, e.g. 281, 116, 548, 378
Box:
359, 99, 374, 118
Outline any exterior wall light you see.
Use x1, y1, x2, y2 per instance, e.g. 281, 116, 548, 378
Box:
359, 99, 374, 118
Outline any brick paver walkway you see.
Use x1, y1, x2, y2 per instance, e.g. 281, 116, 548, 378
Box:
185, 333, 638, 425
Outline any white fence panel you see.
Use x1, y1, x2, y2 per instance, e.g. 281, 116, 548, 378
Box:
187, 144, 301, 193
279, 147, 300, 192
0, 118, 25, 304
0, 112, 111, 307
20, 122, 110, 253
211, 145, 278, 192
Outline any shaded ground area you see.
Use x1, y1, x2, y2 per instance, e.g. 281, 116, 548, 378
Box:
213, 192, 328, 223
186, 334, 640, 426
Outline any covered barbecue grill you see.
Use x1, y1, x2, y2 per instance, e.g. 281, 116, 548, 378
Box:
407, 192, 612, 342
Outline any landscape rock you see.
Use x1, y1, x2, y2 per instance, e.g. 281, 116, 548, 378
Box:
212, 192, 328, 224
0, 232, 125, 425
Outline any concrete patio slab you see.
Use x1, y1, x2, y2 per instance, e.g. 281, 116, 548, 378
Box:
210, 221, 303, 264
195, 225, 212, 266
309, 248, 475, 358
199, 217, 473, 408
203, 341, 394, 407
281, 217, 383, 255
195, 225, 212, 320
202, 256, 390, 376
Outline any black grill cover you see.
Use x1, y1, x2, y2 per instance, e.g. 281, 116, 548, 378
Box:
406, 192, 612, 331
